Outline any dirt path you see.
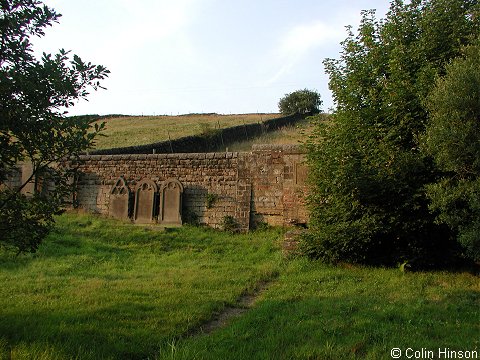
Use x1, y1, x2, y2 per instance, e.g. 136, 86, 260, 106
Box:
189, 280, 274, 336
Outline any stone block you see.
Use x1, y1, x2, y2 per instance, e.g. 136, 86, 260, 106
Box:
108, 177, 132, 220
134, 179, 158, 224
159, 178, 183, 225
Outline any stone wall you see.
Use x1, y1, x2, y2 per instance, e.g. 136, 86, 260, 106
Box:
247, 145, 308, 226
68, 145, 308, 229
71, 152, 248, 228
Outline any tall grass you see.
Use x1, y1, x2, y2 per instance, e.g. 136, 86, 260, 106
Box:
0, 213, 283, 359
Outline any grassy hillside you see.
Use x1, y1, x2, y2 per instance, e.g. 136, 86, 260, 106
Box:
91, 113, 282, 150
0, 213, 478, 359
227, 116, 317, 151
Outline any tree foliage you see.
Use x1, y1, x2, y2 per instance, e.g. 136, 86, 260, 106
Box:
422, 38, 480, 261
0, 0, 109, 254
304, 0, 479, 267
278, 89, 322, 115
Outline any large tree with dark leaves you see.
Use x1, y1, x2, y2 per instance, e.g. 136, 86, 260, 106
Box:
422, 38, 480, 262
0, 0, 109, 254
304, 0, 480, 267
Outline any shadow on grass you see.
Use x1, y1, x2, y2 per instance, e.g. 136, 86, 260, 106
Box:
1, 286, 477, 360
0, 301, 181, 360
0, 235, 134, 272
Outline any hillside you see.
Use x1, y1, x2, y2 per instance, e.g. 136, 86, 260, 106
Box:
227, 116, 318, 151
91, 113, 282, 150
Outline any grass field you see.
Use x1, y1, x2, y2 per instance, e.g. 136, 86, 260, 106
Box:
0, 213, 282, 359
0, 213, 478, 359
227, 117, 316, 152
163, 261, 479, 359
92, 113, 282, 150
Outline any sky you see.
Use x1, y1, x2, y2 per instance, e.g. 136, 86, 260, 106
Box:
33, 0, 391, 116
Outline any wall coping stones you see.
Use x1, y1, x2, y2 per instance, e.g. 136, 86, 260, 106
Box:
251, 144, 305, 154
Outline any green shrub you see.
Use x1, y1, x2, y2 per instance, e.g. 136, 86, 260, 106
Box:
422, 39, 480, 261
278, 89, 322, 115
222, 215, 239, 233
305, 0, 478, 267
205, 193, 218, 209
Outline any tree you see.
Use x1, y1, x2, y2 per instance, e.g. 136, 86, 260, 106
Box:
0, 0, 109, 254
278, 89, 322, 115
422, 38, 480, 261
304, 0, 479, 267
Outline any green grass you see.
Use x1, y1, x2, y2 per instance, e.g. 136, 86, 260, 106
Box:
0, 213, 478, 360
92, 113, 281, 150
160, 261, 479, 360
0, 213, 283, 359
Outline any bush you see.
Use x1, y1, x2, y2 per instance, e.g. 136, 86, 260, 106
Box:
304, 0, 478, 267
278, 89, 322, 115
222, 215, 239, 233
422, 39, 480, 262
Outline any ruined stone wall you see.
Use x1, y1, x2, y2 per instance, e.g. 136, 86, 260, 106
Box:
246, 145, 308, 227
72, 146, 308, 229
3, 146, 308, 229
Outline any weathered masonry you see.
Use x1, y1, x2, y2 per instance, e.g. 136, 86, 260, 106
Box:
72, 145, 308, 230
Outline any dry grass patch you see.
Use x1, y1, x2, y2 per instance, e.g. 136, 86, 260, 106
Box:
227, 116, 319, 151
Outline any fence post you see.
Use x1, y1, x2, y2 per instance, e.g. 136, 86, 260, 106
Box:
218, 120, 225, 149
167, 130, 174, 153
243, 120, 249, 140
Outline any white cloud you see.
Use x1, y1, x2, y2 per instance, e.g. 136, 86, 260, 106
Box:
94, 0, 200, 96
265, 21, 343, 85
280, 22, 342, 55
